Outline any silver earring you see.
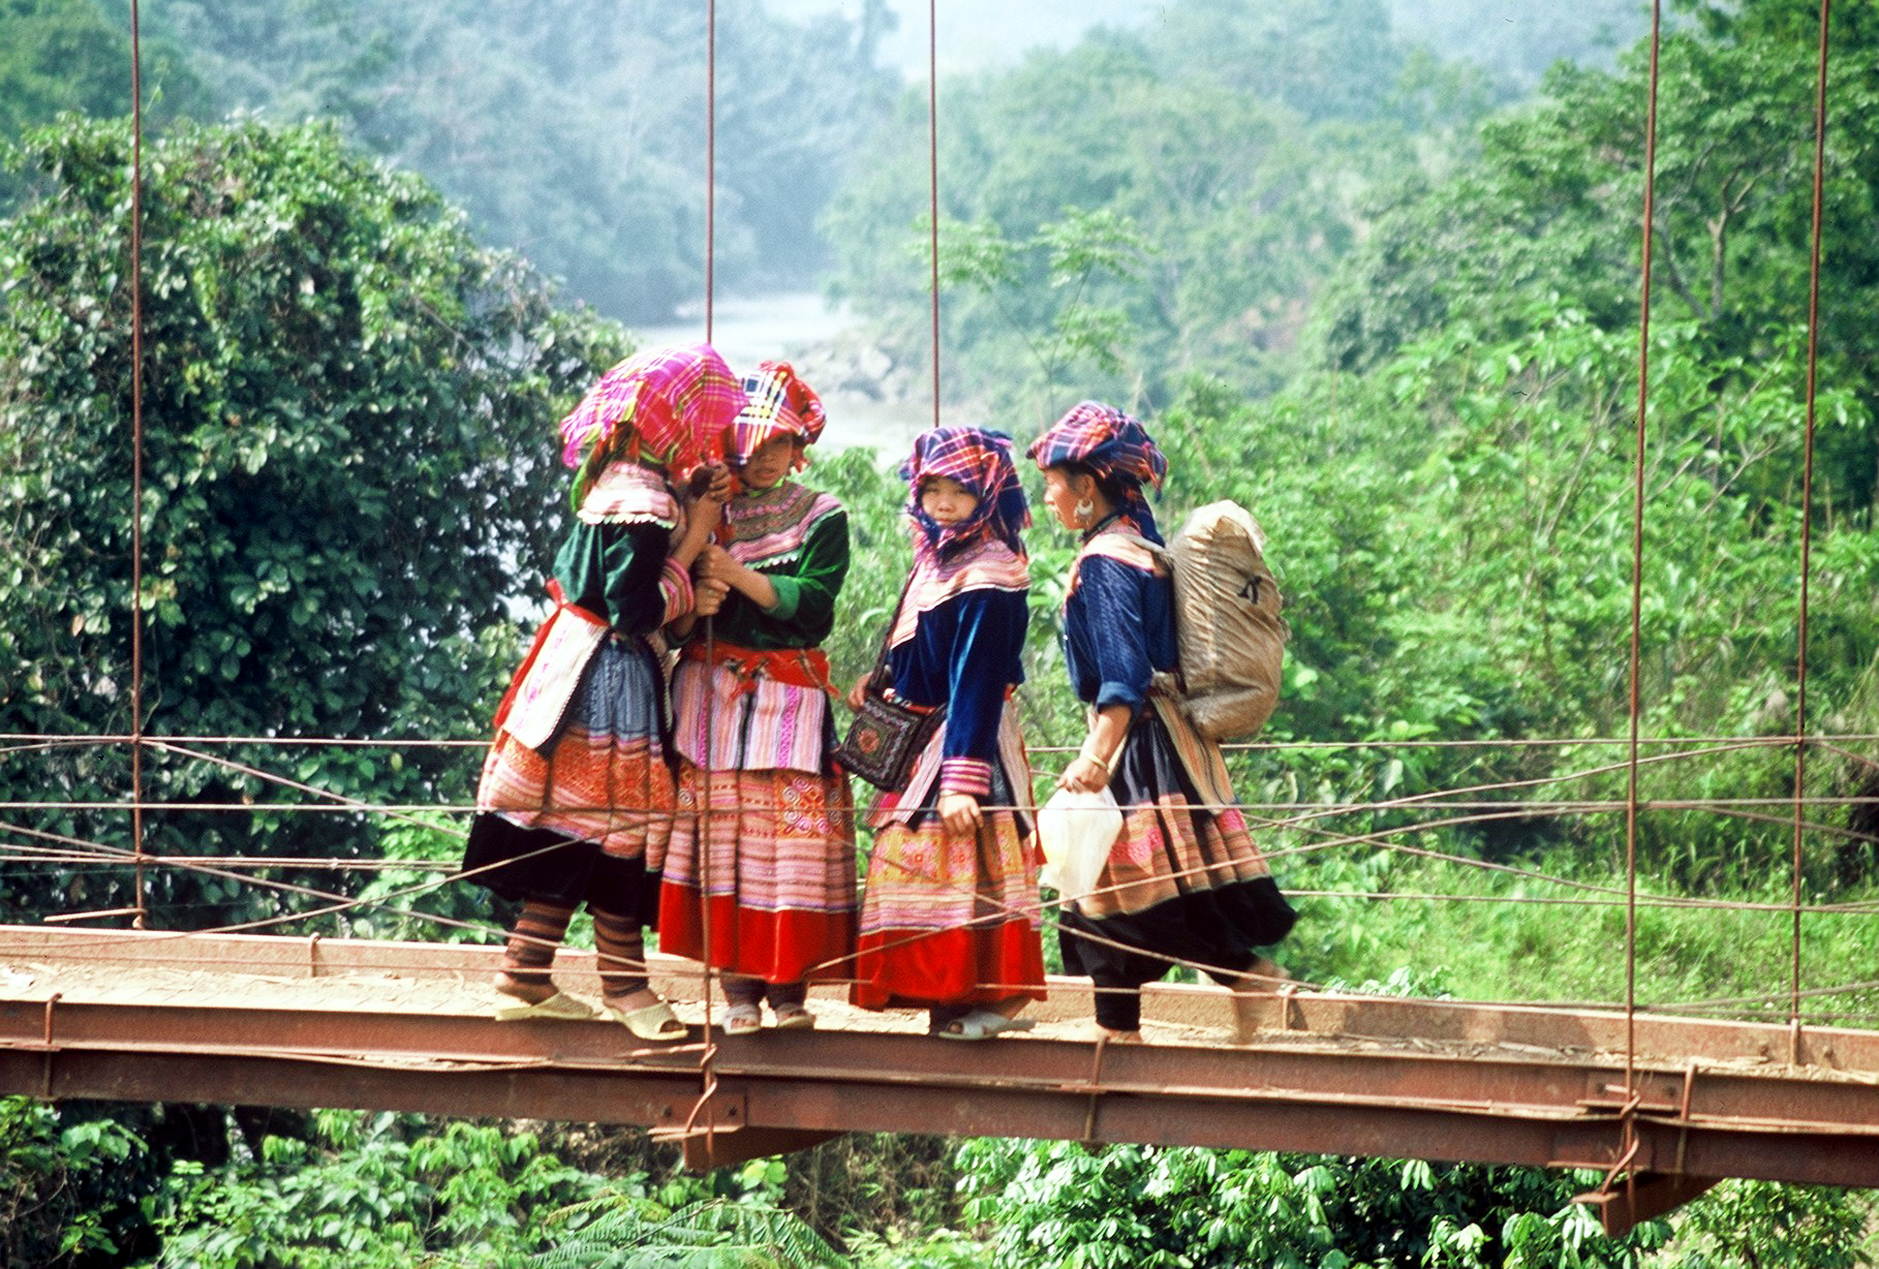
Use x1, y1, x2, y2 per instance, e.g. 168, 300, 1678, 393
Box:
1073, 497, 1095, 525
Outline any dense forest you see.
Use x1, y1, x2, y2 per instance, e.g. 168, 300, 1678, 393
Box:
2, 0, 1877, 1264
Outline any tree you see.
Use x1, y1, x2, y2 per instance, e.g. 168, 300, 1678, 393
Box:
0, 0, 207, 209
956, 1137, 1673, 1269
821, 0, 1479, 419
137, 0, 902, 323
0, 116, 630, 927
1308, 0, 1879, 508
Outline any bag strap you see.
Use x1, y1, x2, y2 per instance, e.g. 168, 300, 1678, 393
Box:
868, 570, 919, 687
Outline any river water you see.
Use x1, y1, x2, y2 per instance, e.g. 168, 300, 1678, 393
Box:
638, 291, 929, 458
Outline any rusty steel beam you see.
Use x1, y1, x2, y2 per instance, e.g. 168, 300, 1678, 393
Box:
1578, 1174, 1722, 1238
5, 925, 1875, 1070
5, 1040, 1878, 1191
3, 996, 1878, 1188
5, 926, 1879, 1194
7, 994, 1875, 1144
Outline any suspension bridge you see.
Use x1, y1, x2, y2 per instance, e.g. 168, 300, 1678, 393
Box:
2, 0, 1871, 1242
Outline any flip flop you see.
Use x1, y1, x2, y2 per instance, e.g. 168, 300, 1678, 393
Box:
936, 1009, 1036, 1041
771, 1003, 816, 1031
493, 990, 597, 1022
605, 998, 689, 1041
723, 1003, 763, 1036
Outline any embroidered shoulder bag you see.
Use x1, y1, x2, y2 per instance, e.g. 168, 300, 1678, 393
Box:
833, 577, 946, 792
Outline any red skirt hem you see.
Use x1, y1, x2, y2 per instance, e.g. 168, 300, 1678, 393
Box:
847, 923, 1046, 1011
658, 886, 855, 985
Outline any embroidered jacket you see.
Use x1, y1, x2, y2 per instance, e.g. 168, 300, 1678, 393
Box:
885, 537, 1029, 799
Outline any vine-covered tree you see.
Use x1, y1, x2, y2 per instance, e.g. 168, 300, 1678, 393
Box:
0, 116, 629, 927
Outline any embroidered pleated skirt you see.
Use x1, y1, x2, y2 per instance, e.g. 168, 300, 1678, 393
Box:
462, 637, 673, 923
849, 713, 1046, 1011
1057, 698, 1296, 1003
658, 660, 857, 985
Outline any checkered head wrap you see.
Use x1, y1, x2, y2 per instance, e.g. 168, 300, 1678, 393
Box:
1027, 400, 1168, 543
557, 343, 746, 479
900, 426, 1031, 562
726, 361, 826, 470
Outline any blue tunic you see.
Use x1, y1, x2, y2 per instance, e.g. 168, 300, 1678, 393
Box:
1062, 553, 1178, 712
887, 586, 1028, 781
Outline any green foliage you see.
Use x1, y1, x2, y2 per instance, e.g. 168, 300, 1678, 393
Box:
1, 1097, 149, 1265
0, 0, 208, 209
0, 115, 630, 928
1664, 1179, 1871, 1269
922, 206, 1153, 416
955, 1137, 1670, 1269
525, 1193, 846, 1269
824, 0, 1480, 419
142, 1111, 606, 1268
1310, 0, 1879, 509
345, 810, 496, 943
136, 0, 899, 323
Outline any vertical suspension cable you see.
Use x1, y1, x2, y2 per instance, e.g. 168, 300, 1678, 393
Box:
927, 0, 941, 429
127, 0, 149, 931
705, 0, 717, 345
1622, 0, 1666, 1101
1790, 0, 1833, 1046
698, 0, 719, 1059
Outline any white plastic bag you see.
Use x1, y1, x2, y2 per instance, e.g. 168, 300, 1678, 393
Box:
1036, 786, 1122, 904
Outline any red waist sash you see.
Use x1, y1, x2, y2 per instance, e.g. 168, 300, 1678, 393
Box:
681, 636, 834, 697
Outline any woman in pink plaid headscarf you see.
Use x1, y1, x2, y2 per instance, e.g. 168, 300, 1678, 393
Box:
1029, 401, 1295, 1045
463, 344, 745, 1041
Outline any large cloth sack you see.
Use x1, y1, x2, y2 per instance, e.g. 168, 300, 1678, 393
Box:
1164, 500, 1287, 741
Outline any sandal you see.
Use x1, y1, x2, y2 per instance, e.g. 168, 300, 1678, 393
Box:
771, 1003, 816, 1031
493, 990, 597, 1022
604, 996, 688, 1041
936, 1009, 1036, 1041
723, 1003, 763, 1036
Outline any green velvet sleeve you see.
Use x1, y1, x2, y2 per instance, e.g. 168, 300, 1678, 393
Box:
715, 506, 849, 649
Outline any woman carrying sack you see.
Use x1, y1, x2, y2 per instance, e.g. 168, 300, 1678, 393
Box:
843, 427, 1046, 1039
461, 343, 743, 1041
659, 361, 856, 1034
1029, 401, 1297, 1043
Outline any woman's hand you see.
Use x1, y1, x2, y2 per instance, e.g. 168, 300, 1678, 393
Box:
1057, 755, 1110, 793
845, 673, 872, 712
938, 791, 983, 838
696, 543, 735, 583
695, 541, 777, 608
692, 576, 730, 617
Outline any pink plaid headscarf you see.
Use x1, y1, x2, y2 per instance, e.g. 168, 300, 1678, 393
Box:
557, 343, 746, 478
726, 361, 827, 470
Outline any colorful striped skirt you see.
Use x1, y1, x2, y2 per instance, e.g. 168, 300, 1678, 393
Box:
658, 761, 858, 986
462, 637, 673, 921
851, 758, 1046, 1011
1057, 699, 1296, 991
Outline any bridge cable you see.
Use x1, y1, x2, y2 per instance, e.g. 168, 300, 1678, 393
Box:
1619, 0, 1667, 1196
1788, 0, 1833, 1062
126, 0, 149, 931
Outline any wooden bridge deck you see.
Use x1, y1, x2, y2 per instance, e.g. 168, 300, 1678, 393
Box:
3, 926, 1875, 1232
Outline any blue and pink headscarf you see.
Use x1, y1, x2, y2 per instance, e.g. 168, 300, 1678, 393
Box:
900, 426, 1031, 562
726, 361, 826, 471
1027, 400, 1168, 544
